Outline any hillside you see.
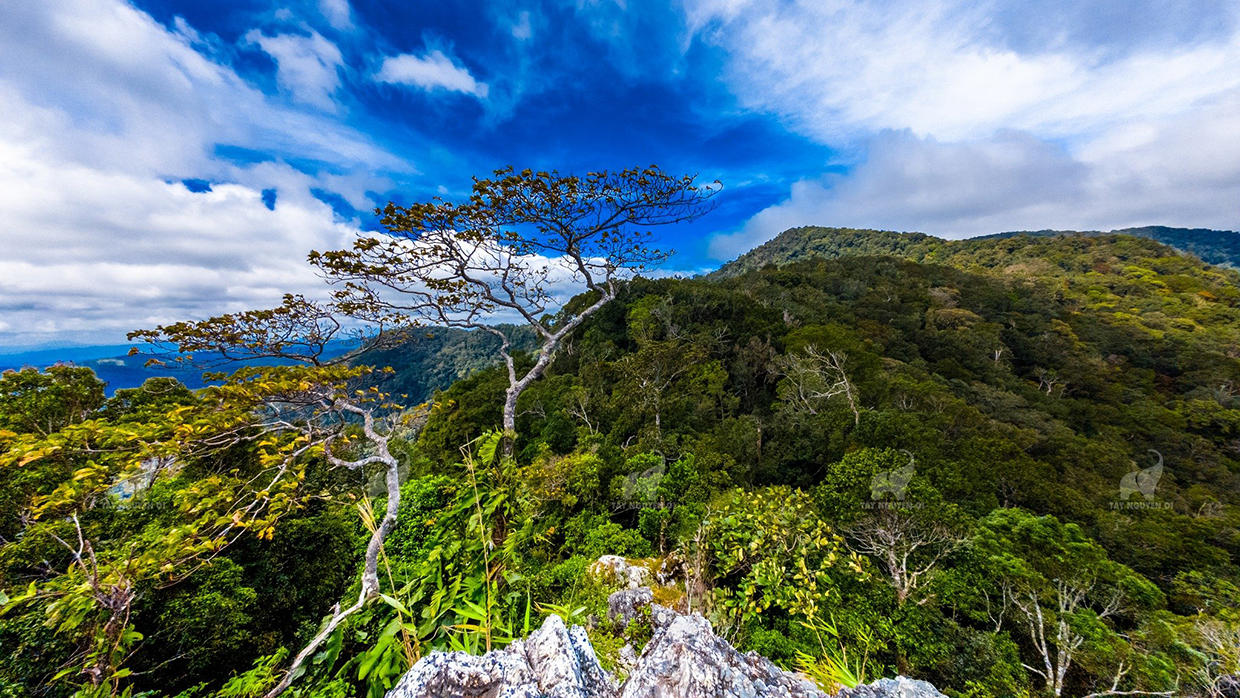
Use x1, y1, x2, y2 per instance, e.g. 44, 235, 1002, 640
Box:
405, 232, 1240, 697
713, 224, 1240, 277
4, 232, 1240, 698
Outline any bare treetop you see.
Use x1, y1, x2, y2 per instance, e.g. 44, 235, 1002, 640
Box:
128, 294, 353, 367
309, 165, 719, 337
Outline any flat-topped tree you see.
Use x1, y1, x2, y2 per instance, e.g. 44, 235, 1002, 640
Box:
310, 166, 719, 453
130, 296, 417, 698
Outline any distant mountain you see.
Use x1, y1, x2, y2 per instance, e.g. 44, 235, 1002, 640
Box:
354, 325, 538, 403
0, 327, 537, 401
713, 225, 1240, 277
981, 226, 1240, 268
0, 346, 215, 393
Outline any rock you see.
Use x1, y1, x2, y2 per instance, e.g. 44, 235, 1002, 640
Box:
607, 587, 653, 629
387, 600, 947, 698
653, 555, 685, 586
648, 604, 677, 630
834, 676, 948, 698
592, 555, 652, 589
618, 613, 826, 698
607, 587, 678, 633
386, 614, 615, 698
382, 649, 541, 698
617, 644, 640, 674
525, 615, 616, 698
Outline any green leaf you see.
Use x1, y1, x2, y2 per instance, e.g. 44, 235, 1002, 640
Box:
380, 594, 410, 616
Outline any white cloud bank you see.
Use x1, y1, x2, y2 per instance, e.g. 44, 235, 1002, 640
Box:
0, 0, 394, 347
691, 0, 1240, 258
374, 50, 490, 98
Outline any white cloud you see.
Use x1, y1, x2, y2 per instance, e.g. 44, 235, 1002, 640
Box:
319, 0, 352, 30
0, 0, 401, 347
0, 149, 359, 346
246, 29, 344, 111
374, 50, 489, 98
686, 0, 1240, 143
710, 107, 1240, 258
691, 0, 1240, 257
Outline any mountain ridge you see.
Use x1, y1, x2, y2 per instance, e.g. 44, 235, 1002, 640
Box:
712, 224, 1240, 277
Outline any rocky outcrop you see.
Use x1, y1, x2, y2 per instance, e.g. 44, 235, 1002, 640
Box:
591, 555, 653, 589
835, 677, 947, 698
619, 612, 824, 698
386, 588, 947, 698
386, 614, 614, 698
607, 587, 680, 631
607, 587, 653, 630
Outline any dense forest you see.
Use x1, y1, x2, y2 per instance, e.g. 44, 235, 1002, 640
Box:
713, 225, 1240, 277
4, 228, 1240, 698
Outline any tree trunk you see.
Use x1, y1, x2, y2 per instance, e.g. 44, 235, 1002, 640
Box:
502, 387, 519, 457
266, 449, 400, 698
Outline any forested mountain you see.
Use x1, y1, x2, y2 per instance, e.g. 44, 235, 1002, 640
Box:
355, 325, 538, 404
986, 226, 1240, 269
714, 224, 1240, 276
4, 231, 1240, 698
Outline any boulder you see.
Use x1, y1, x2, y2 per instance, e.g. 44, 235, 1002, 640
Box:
607, 587, 653, 629
386, 614, 615, 698
618, 612, 826, 698
607, 587, 678, 632
835, 677, 947, 698
386, 599, 946, 698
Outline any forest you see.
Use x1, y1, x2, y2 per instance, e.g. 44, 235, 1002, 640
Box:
3, 181, 1239, 698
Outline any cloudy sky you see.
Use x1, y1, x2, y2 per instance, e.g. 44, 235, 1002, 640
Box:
2, 0, 1239, 348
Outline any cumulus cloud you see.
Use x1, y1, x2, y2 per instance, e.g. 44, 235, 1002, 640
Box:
374, 50, 489, 98
691, 0, 1240, 257
246, 29, 344, 110
0, 0, 398, 347
708, 131, 1083, 257
709, 101, 1240, 258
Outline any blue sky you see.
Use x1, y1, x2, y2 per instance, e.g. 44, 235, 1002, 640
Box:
2, 0, 1239, 348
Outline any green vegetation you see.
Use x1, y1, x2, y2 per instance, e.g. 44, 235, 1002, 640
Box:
5, 217, 1240, 698
986, 226, 1240, 270
712, 224, 1240, 277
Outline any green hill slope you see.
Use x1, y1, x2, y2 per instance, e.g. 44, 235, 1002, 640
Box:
410, 231, 1240, 697
713, 224, 1240, 277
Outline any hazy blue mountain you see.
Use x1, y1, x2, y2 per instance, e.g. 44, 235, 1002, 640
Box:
0, 327, 537, 400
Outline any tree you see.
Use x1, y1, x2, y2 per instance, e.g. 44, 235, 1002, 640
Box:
974, 509, 1166, 698
845, 508, 963, 607
0, 364, 350, 695
774, 345, 861, 425
706, 487, 866, 636
130, 296, 420, 698
310, 166, 718, 453
0, 364, 105, 437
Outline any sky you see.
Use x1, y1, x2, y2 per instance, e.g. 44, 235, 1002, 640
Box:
2, 0, 1239, 348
